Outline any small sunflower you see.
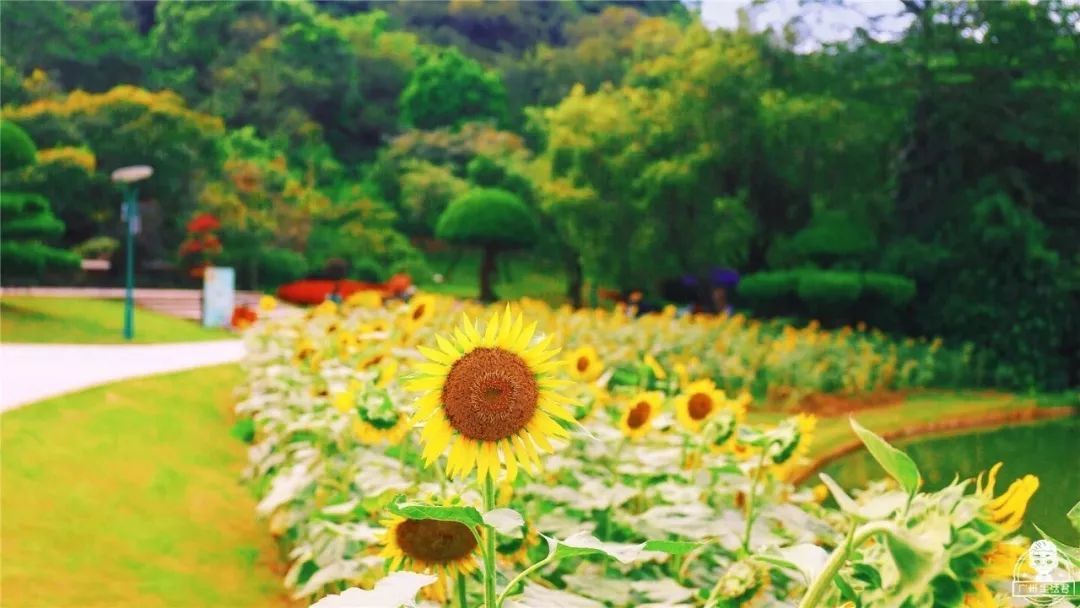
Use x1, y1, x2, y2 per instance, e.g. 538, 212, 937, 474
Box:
337, 388, 410, 445
380, 512, 480, 603
674, 379, 727, 433
403, 294, 437, 332
259, 294, 277, 312
566, 345, 603, 382
407, 307, 574, 482
619, 391, 663, 440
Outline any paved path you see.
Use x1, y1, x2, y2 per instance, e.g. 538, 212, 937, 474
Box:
0, 340, 245, 412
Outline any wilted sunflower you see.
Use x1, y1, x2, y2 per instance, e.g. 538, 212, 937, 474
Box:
407, 307, 573, 482
566, 345, 603, 382
619, 391, 663, 440
380, 512, 480, 603
674, 379, 727, 433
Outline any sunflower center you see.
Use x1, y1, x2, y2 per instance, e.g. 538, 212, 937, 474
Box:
627, 402, 651, 429
396, 519, 477, 563
688, 393, 713, 420
442, 347, 539, 441
412, 304, 426, 320
576, 356, 590, 373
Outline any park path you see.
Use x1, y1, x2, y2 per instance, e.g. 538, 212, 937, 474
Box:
0, 340, 245, 412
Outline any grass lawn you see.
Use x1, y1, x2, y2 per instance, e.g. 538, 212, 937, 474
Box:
0, 365, 296, 608
1, 296, 230, 344
416, 250, 568, 304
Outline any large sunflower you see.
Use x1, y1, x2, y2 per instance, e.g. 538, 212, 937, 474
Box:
674, 379, 727, 433
566, 345, 603, 382
619, 391, 663, 440
406, 307, 573, 482
380, 513, 480, 603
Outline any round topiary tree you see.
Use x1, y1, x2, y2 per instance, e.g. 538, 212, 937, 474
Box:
435, 188, 538, 302
1, 119, 37, 171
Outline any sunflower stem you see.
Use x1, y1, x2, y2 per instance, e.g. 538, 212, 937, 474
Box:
482, 474, 498, 608
741, 443, 773, 553
456, 571, 468, 608
496, 551, 555, 606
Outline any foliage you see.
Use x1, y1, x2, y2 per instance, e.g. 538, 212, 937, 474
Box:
72, 236, 120, 261
435, 188, 538, 250
399, 47, 508, 130
4, 86, 224, 253
1, 120, 37, 170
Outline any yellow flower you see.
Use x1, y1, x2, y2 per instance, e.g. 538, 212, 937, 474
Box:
674, 379, 727, 433
354, 408, 409, 445
812, 483, 829, 503
981, 541, 1027, 579
314, 300, 338, 317
407, 307, 573, 482
403, 294, 437, 331
380, 512, 479, 604
977, 462, 1039, 532
259, 295, 277, 312
346, 290, 383, 309
376, 358, 399, 389
619, 391, 663, 440
333, 389, 357, 414
566, 345, 603, 382
643, 353, 667, 380
962, 582, 996, 607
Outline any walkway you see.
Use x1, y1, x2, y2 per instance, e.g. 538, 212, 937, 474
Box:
0, 340, 245, 412
0, 287, 265, 321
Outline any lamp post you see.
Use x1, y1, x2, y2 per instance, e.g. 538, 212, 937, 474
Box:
111, 165, 153, 341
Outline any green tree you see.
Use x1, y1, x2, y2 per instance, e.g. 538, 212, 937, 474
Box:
400, 47, 508, 130
4, 86, 224, 256
0, 121, 78, 282
435, 188, 538, 301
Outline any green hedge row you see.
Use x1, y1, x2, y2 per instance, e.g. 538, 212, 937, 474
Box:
737, 269, 916, 329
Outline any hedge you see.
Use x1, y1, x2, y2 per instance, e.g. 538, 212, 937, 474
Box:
737, 269, 915, 328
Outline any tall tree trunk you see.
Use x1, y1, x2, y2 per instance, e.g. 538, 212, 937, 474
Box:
566, 255, 583, 308
479, 245, 497, 302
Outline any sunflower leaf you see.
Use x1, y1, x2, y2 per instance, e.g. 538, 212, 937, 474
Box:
543, 531, 698, 565
850, 418, 921, 497
483, 508, 525, 534
388, 495, 483, 528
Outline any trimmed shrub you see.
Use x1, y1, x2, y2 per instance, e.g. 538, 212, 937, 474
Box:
436, 188, 538, 249
862, 272, 916, 307
796, 270, 863, 311
1, 120, 37, 171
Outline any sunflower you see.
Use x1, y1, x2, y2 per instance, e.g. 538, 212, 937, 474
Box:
643, 354, 667, 381
406, 307, 573, 482
259, 294, 277, 312
566, 345, 603, 382
354, 406, 409, 445
674, 379, 727, 433
619, 391, 663, 440
976, 462, 1039, 532
380, 512, 480, 603
403, 294, 437, 332
346, 290, 383, 309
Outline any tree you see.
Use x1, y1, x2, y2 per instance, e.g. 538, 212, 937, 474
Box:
0, 121, 79, 282
400, 47, 508, 130
435, 188, 538, 301
4, 86, 224, 256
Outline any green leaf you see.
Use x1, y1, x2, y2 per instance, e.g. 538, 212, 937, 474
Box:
1068, 500, 1080, 536
850, 418, 921, 497
758, 544, 829, 584
833, 574, 859, 607
642, 540, 699, 556
544, 532, 698, 565
819, 473, 861, 515
483, 508, 524, 534
1032, 524, 1080, 569
387, 495, 483, 528
882, 530, 942, 608
851, 563, 882, 589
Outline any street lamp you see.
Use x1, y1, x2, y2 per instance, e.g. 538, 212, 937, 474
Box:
111, 165, 153, 341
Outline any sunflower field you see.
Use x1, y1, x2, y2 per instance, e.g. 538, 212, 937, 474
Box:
235, 294, 1055, 608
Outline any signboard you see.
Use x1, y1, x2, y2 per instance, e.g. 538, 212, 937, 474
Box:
202, 266, 235, 328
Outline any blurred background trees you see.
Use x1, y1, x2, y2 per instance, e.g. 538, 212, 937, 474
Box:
0, 0, 1076, 388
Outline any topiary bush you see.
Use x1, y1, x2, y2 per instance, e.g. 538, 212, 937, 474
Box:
1, 120, 37, 171
738, 269, 916, 329
436, 187, 538, 301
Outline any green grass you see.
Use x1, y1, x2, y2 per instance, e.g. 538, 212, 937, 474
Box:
1, 296, 230, 344
0, 365, 296, 608
416, 250, 568, 304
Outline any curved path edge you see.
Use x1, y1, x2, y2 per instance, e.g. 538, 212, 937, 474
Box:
790, 405, 1078, 485
0, 340, 245, 412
